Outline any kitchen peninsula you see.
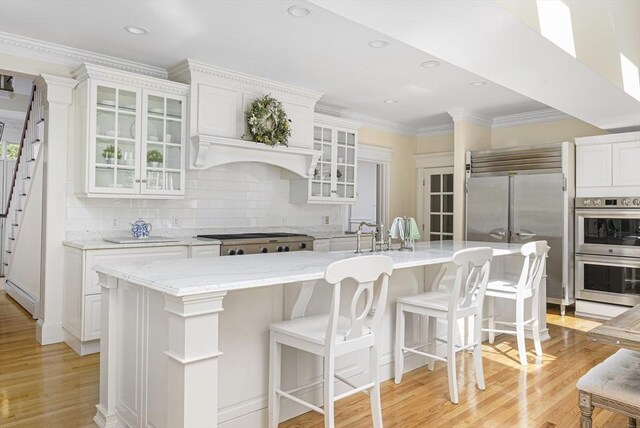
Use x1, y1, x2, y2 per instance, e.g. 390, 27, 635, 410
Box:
93, 240, 543, 428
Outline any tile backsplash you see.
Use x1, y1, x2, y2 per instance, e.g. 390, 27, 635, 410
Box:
66, 163, 342, 239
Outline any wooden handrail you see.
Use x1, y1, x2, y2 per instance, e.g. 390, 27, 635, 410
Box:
0, 84, 36, 218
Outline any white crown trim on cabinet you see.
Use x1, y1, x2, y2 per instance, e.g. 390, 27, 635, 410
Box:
0, 32, 167, 79
169, 59, 323, 102
358, 144, 394, 163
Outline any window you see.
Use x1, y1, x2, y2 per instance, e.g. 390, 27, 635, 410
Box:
424, 168, 454, 241
6, 143, 19, 160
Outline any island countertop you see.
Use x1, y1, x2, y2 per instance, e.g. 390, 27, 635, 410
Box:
93, 240, 522, 296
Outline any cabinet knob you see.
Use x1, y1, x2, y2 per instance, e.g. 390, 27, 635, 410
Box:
141, 179, 147, 183
135, 179, 141, 183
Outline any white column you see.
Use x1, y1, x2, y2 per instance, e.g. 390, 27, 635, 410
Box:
447, 108, 492, 240
35, 74, 77, 345
164, 291, 227, 427
94, 273, 120, 428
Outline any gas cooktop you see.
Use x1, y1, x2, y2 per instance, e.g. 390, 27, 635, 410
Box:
196, 233, 308, 240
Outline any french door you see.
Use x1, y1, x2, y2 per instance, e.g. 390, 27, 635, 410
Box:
422, 167, 454, 241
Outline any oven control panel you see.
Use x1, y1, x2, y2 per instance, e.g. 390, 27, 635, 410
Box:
576, 197, 640, 208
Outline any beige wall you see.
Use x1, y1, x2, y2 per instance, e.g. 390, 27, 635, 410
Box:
491, 118, 607, 149
417, 133, 454, 154
452, 121, 492, 239
358, 126, 417, 222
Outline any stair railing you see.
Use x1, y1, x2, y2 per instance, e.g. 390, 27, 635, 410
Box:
0, 84, 36, 219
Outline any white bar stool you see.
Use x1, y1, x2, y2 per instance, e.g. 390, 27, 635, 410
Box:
394, 247, 493, 404
268, 255, 394, 428
483, 240, 548, 366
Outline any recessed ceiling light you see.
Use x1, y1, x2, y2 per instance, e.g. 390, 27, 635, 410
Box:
125, 25, 149, 36
421, 61, 441, 68
384, 99, 398, 104
470, 81, 487, 87
368, 40, 389, 48
287, 5, 311, 17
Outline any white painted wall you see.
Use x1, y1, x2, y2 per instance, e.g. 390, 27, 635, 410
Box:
65, 162, 343, 238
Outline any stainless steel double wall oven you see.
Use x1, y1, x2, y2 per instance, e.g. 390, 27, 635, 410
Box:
575, 197, 640, 306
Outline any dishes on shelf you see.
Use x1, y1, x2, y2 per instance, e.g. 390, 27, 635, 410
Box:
147, 120, 159, 140
148, 136, 160, 142
149, 107, 163, 114
99, 100, 116, 107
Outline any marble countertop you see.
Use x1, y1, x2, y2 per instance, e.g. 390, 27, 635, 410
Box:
63, 237, 221, 250
93, 241, 522, 296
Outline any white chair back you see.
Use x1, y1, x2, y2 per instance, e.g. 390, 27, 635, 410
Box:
324, 255, 394, 343
516, 241, 548, 293
450, 247, 493, 312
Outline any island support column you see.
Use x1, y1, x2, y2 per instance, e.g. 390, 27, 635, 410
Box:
164, 292, 228, 427
95, 273, 120, 428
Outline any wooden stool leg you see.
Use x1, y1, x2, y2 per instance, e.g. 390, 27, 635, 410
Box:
578, 390, 593, 428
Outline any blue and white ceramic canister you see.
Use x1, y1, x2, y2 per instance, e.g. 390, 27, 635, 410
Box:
130, 218, 152, 239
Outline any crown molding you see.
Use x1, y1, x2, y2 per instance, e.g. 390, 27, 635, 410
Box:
447, 108, 492, 128
492, 108, 570, 129
169, 59, 323, 103
314, 112, 361, 130
0, 118, 23, 130
417, 123, 454, 137
315, 104, 418, 136
72, 63, 188, 96
0, 32, 167, 79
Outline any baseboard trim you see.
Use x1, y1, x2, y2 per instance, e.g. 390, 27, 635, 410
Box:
94, 404, 120, 428
64, 330, 100, 355
36, 319, 64, 345
5, 279, 38, 317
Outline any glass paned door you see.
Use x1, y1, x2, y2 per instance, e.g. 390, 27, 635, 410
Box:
311, 126, 333, 198
94, 85, 138, 191
424, 167, 454, 241
335, 129, 356, 199
142, 92, 184, 194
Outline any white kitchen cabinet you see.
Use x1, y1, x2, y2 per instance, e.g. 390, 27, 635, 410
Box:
312, 238, 330, 252
190, 245, 222, 258
576, 143, 611, 188
290, 114, 360, 204
612, 141, 640, 188
312, 236, 373, 252
575, 132, 640, 197
63, 244, 203, 355
73, 63, 188, 198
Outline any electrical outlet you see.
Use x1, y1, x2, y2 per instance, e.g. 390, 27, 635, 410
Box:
172, 216, 180, 227
324, 215, 330, 225
112, 217, 119, 228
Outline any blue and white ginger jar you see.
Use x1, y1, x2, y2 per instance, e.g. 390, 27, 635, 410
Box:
130, 218, 152, 239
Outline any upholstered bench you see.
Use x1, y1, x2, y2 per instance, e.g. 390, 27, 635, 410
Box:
577, 349, 640, 428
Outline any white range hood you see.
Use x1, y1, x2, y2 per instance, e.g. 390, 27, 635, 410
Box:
191, 134, 321, 178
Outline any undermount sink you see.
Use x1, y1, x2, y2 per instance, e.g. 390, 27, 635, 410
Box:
103, 236, 180, 244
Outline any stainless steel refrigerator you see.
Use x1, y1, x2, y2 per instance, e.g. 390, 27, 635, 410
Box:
465, 142, 575, 313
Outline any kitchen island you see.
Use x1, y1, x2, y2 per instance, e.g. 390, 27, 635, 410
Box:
93, 241, 545, 428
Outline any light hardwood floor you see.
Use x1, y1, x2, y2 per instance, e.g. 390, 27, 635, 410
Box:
0, 289, 626, 427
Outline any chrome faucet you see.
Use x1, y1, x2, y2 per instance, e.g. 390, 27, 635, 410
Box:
355, 221, 387, 253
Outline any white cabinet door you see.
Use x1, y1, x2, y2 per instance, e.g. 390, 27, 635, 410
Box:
612, 141, 640, 189
83, 294, 102, 341
313, 239, 330, 252
190, 245, 221, 258
84, 246, 189, 295
576, 144, 611, 188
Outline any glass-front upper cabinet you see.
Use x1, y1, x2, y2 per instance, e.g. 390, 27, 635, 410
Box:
74, 63, 189, 199
303, 114, 359, 204
142, 91, 185, 196
94, 84, 140, 193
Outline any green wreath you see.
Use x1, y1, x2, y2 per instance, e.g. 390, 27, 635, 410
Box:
245, 94, 291, 147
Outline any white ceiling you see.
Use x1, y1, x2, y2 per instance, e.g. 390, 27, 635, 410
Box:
0, 0, 552, 130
